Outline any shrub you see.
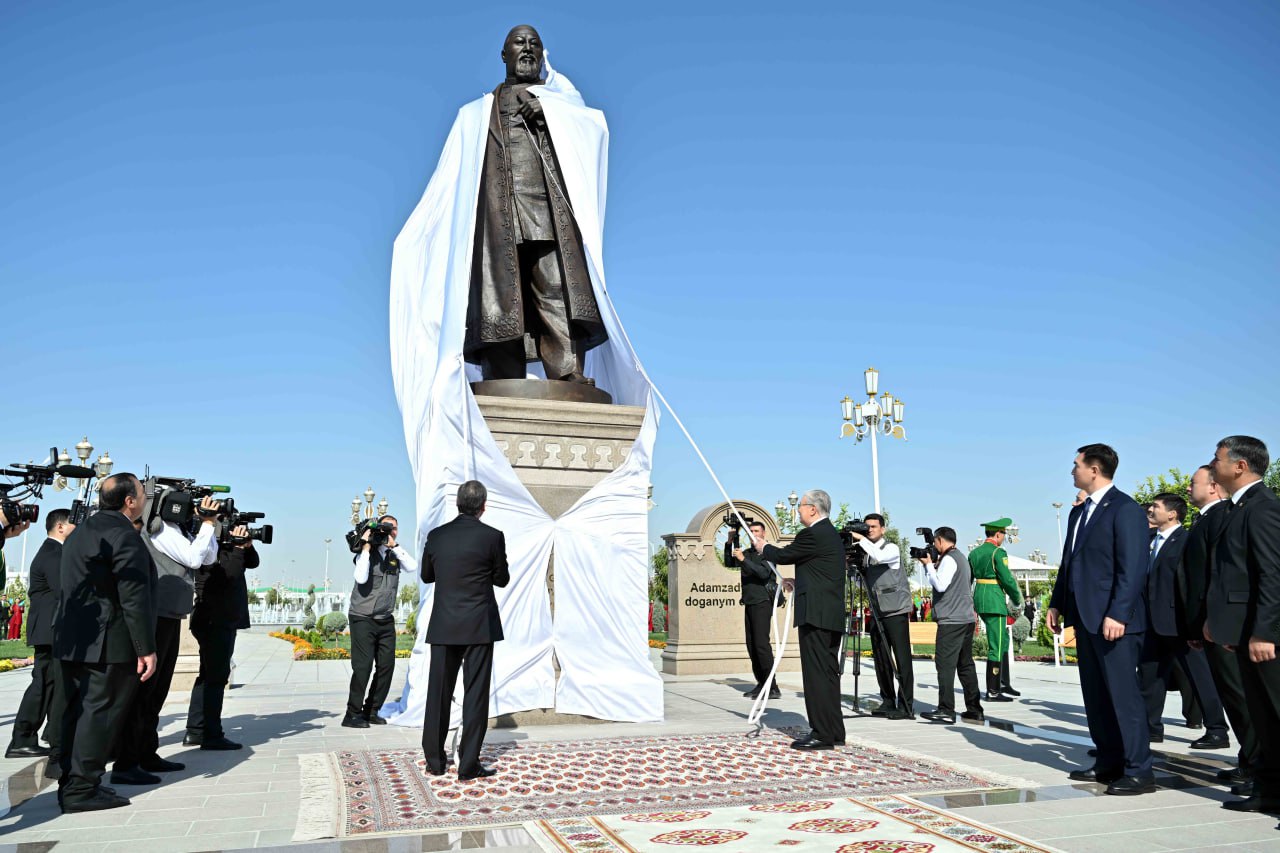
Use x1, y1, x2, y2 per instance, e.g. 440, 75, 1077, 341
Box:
971, 628, 989, 659
1012, 615, 1031, 652
303, 614, 317, 631
320, 610, 349, 635
406, 610, 417, 637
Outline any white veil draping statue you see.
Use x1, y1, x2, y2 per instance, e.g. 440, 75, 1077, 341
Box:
382, 25, 664, 726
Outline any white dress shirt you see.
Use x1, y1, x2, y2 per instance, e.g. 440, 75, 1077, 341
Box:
856, 535, 901, 570
354, 544, 418, 584
150, 519, 219, 570
1199, 498, 1224, 517
1232, 480, 1262, 505
1073, 483, 1114, 544
925, 550, 961, 592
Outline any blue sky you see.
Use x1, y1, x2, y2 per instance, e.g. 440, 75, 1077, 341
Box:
3, 1, 1278, 587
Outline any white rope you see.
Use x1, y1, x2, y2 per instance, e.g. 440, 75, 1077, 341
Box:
746, 584, 794, 733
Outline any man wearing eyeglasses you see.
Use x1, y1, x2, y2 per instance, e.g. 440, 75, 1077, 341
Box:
345, 515, 417, 728
753, 489, 847, 750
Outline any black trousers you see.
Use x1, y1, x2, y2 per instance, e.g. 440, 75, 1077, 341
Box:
187, 622, 238, 740
1237, 649, 1280, 798
58, 660, 138, 803
423, 643, 493, 776
869, 612, 914, 711
798, 625, 845, 744
1075, 626, 1152, 776
1139, 634, 1228, 739
10, 644, 56, 748
743, 601, 775, 687
934, 622, 982, 714
1206, 641, 1259, 769
115, 616, 180, 769
347, 614, 397, 717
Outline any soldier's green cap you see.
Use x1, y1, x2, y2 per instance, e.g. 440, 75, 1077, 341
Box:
982, 517, 1013, 533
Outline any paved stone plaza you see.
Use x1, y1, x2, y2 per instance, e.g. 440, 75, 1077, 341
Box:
2, 630, 1278, 852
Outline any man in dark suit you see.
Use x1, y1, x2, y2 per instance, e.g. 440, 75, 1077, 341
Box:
752, 488, 846, 749
1138, 493, 1228, 748
54, 473, 158, 813
1048, 443, 1154, 795
727, 520, 780, 701
1205, 435, 1280, 813
421, 480, 510, 781
6, 509, 75, 759
1179, 464, 1258, 787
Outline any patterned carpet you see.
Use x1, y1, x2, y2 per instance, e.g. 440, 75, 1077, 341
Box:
527, 795, 1060, 852
295, 728, 1035, 839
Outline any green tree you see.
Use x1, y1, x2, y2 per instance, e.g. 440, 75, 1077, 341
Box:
649, 545, 669, 605
398, 583, 421, 608
1133, 467, 1196, 528
265, 586, 285, 607
1267, 458, 1280, 496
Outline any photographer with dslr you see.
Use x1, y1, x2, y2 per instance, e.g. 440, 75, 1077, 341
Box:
184, 521, 259, 750
916, 527, 983, 724
728, 519, 781, 701
751, 489, 845, 750
849, 513, 916, 719
344, 514, 417, 728
113, 491, 220, 784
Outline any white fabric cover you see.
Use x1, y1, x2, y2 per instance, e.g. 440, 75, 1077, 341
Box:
382, 59, 663, 726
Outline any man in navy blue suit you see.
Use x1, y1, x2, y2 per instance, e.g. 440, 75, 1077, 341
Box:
1048, 443, 1155, 795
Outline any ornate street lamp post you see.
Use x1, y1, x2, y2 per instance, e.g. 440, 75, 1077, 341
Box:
839, 367, 906, 514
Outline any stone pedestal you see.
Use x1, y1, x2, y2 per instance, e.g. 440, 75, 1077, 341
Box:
473, 392, 646, 724
662, 501, 801, 676
171, 618, 200, 692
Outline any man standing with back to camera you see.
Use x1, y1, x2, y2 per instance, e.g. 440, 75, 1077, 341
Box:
1049, 443, 1154, 796
751, 489, 846, 749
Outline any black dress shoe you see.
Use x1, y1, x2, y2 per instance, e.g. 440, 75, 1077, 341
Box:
182, 734, 203, 747
365, 715, 388, 725
922, 710, 956, 724
140, 757, 185, 772
961, 710, 986, 722
61, 791, 131, 813
1218, 767, 1251, 783
341, 713, 370, 729
1106, 774, 1157, 795
885, 707, 916, 720
768, 687, 781, 699
744, 687, 761, 700
1069, 766, 1124, 784
5, 744, 51, 758
201, 737, 243, 751
1223, 795, 1280, 813
1087, 748, 1098, 757
790, 736, 834, 751
44, 760, 62, 779
1232, 781, 1255, 797
1190, 734, 1230, 750
110, 767, 161, 786
1001, 686, 1022, 697
870, 702, 893, 717
457, 764, 497, 781
985, 692, 1014, 702
1149, 734, 1165, 744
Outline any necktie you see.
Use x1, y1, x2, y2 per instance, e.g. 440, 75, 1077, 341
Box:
1073, 498, 1093, 553
1149, 533, 1163, 570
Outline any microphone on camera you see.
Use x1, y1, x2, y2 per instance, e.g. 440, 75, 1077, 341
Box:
56, 465, 98, 479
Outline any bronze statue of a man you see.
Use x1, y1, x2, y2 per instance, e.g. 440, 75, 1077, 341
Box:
464, 25, 606, 385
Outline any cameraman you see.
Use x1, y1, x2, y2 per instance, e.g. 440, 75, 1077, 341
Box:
345, 515, 417, 728
728, 520, 781, 701
848, 513, 915, 719
113, 494, 219, 784
917, 527, 983, 724
184, 524, 256, 750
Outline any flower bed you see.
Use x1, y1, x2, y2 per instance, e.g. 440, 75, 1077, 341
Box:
270, 630, 350, 660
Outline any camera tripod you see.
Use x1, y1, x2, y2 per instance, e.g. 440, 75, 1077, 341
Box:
841, 560, 909, 717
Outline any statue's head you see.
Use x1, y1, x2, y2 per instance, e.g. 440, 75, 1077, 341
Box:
501, 24, 544, 83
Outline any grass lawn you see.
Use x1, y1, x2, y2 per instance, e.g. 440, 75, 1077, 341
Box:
1, 639, 35, 659
303, 633, 417, 652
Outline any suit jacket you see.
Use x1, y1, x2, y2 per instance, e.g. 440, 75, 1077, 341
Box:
53, 510, 157, 663
1175, 501, 1231, 640
1050, 486, 1149, 634
725, 542, 776, 606
1145, 525, 1187, 637
761, 518, 845, 632
1207, 482, 1280, 648
193, 543, 257, 629
25, 537, 62, 646
422, 514, 510, 646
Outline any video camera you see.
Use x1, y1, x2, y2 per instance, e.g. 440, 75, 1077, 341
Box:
346, 517, 395, 554
1, 446, 97, 530
721, 509, 756, 548
908, 527, 940, 563
220, 509, 273, 546
838, 518, 872, 571
150, 477, 234, 528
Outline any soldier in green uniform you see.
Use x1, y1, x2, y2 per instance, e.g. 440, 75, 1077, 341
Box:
968, 518, 1023, 702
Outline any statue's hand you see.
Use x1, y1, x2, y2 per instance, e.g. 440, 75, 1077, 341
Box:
516, 93, 544, 124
